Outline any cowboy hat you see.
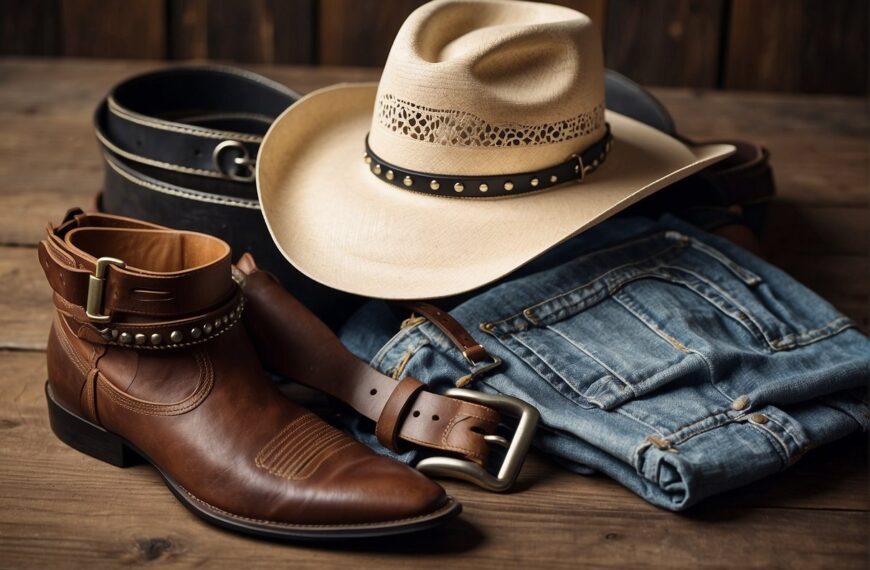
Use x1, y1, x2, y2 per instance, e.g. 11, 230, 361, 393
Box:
257, 0, 734, 299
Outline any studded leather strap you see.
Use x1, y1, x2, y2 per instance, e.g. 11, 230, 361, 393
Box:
364, 125, 612, 198
39, 210, 241, 349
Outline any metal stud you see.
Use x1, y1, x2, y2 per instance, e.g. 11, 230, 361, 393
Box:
749, 413, 768, 425
530, 178, 539, 187
111, 329, 119, 339
134, 333, 147, 345
364, 154, 372, 164
504, 181, 514, 191
150, 333, 162, 346
190, 327, 202, 339
454, 182, 464, 193
170, 330, 183, 343
119, 332, 132, 344
203, 323, 213, 335
373, 164, 382, 175
214, 318, 223, 329
385, 170, 395, 181
592, 159, 599, 168
479, 183, 488, 193
549, 175, 558, 183
429, 180, 440, 190
222, 315, 229, 324
403, 176, 413, 187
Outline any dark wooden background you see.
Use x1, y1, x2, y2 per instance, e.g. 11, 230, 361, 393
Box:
1, 0, 867, 95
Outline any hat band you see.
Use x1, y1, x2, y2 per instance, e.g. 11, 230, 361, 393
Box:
364, 124, 612, 198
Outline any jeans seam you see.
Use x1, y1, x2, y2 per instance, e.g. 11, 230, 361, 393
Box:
747, 422, 790, 466
544, 325, 637, 398
490, 238, 683, 327
612, 292, 734, 403
507, 332, 598, 408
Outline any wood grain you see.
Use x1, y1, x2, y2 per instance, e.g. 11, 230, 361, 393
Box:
59, 0, 166, 59
604, 0, 726, 88
726, 0, 869, 95
0, 351, 866, 569
0, 0, 59, 55
169, 0, 315, 64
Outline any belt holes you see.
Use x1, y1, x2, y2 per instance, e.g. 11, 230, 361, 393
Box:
432, 415, 440, 421
369, 388, 377, 396
412, 410, 420, 418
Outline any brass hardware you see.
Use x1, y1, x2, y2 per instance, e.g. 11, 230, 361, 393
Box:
403, 176, 413, 187
549, 175, 558, 183
530, 178, 539, 187
429, 180, 440, 190
364, 153, 372, 164
417, 388, 539, 492
454, 182, 464, 193
385, 170, 395, 181
479, 183, 488, 192
86, 257, 126, 323
504, 181, 514, 191
373, 164, 382, 175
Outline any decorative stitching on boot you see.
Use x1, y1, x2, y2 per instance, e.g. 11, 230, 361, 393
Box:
255, 414, 356, 480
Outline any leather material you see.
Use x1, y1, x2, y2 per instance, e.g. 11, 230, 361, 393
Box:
40, 210, 456, 534
94, 66, 361, 330
236, 254, 501, 465
363, 126, 612, 198
400, 301, 491, 365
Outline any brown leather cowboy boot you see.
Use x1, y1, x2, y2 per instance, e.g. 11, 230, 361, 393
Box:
39, 209, 459, 540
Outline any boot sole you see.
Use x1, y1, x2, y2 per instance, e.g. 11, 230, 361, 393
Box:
45, 381, 461, 541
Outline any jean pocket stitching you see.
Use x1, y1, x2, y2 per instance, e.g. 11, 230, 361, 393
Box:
656, 264, 776, 348
544, 324, 638, 400
505, 332, 597, 409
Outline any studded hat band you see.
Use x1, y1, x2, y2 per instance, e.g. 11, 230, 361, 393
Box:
363, 124, 612, 198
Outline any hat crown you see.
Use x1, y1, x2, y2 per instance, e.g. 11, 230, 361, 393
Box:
369, 0, 605, 176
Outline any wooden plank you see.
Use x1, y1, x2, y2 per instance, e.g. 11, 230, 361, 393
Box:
0, 0, 59, 55
59, 0, 166, 59
726, 0, 868, 95
653, 88, 870, 206
318, 0, 427, 66
168, 0, 315, 64
0, 350, 867, 569
604, 0, 725, 88
0, 248, 53, 351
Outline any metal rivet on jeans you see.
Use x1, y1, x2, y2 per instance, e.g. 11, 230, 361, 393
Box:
731, 395, 750, 411
749, 413, 768, 425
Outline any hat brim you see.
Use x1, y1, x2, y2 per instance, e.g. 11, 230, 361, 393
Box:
258, 83, 735, 299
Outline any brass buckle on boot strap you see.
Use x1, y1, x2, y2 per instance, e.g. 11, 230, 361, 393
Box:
86, 257, 126, 323
417, 388, 539, 492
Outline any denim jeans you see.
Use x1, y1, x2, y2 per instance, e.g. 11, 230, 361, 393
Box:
339, 215, 870, 510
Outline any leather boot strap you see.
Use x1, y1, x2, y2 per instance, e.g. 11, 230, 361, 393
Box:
39, 209, 242, 347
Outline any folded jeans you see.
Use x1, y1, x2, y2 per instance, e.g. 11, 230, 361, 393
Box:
338, 214, 870, 510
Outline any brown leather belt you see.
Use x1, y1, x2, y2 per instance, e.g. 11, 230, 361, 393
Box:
239, 255, 540, 492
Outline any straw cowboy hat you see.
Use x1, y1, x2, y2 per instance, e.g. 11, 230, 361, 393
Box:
257, 0, 734, 299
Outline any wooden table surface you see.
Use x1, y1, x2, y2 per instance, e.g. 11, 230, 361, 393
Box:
0, 58, 867, 569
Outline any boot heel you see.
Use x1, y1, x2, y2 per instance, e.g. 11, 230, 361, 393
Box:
45, 381, 142, 468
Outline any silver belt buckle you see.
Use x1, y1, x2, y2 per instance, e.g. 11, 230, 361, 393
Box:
417, 388, 540, 492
